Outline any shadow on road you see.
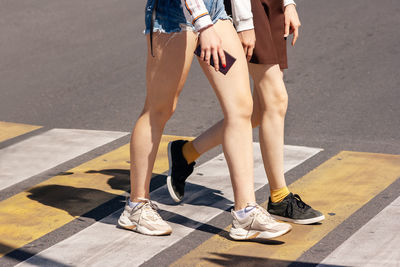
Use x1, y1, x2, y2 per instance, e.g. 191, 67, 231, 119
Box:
202, 252, 343, 267
0, 242, 71, 267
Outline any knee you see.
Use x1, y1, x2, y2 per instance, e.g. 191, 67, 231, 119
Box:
268, 90, 288, 117
225, 96, 253, 124
142, 103, 176, 125
260, 77, 288, 118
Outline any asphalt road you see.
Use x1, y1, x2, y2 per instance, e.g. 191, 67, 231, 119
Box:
1, 0, 399, 153
1, 0, 399, 265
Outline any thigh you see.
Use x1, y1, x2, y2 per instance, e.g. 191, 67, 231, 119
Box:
197, 20, 252, 116
144, 31, 198, 110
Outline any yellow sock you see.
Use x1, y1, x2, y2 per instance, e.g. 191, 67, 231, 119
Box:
182, 141, 200, 164
270, 186, 290, 203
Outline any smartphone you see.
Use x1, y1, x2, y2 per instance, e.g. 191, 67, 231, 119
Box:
194, 45, 236, 75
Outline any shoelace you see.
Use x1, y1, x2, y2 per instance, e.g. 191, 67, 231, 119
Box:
247, 203, 276, 225
286, 194, 311, 217
136, 198, 163, 221
293, 194, 311, 209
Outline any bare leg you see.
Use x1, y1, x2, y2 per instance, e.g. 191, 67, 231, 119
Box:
192, 71, 263, 154
131, 22, 256, 210
249, 63, 288, 190
198, 20, 255, 209
191, 63, 288, 191
192, 72, 262, 154
130, 32, 198, 201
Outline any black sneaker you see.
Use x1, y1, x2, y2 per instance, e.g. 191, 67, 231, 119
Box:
267, 193, 325, 224
166, 140, 195, 202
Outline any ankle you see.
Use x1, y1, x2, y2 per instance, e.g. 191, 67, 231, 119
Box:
182, 140, 200, 164
270, 186, 290, 203
130, 195, 148, 202
233, 205, 256, 219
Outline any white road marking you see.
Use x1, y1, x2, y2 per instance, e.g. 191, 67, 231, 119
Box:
0, 128, 127, 191
319, 196, 400, 267
17, 144, 322, 267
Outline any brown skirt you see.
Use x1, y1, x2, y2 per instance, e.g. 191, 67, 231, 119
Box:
250, 0, 288, 68
224, 0, 288, 69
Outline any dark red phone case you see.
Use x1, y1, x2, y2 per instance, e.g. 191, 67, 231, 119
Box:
194, 45, 236, 75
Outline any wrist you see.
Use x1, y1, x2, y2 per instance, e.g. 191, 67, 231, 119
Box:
194, 15, 213, 32
283, 0, 296, 7
284, 3, 296, 11
235, 18, 254, 32
199, 24, 213, 34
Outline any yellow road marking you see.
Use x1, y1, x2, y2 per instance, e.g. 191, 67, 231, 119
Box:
172, 151, 400, 266
0, 135, 192, 257
0, 121, 41, 143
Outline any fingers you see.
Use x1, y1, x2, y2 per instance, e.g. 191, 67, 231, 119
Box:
241, 40, 254, 61
218, 47, 226, 69
200, 47, 212, 66
246, 45, 254, 61
284, 19, 290, 38
201, 46, 223, 71
197, 26, 224, 71
200, 49, 205, 61
292, 26, 299, 46
205, 48, 211, 67
237, 30, 255, 61
212, 49, 219, 71
284, 4, 301, 45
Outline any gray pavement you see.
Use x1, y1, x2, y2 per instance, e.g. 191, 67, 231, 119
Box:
1, 0, 399, 152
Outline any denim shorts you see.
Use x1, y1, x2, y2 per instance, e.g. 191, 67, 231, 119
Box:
144, 0, 230, 34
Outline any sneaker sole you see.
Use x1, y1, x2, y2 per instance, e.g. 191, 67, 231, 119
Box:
271, 214, 326, 225
229, 226, 292, 240
166, 141, 182, 203
117, 219, 172, 236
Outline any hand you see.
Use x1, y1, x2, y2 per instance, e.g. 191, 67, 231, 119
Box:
198, 25, 226, 71
237, 29, 256, 61
284, 4, 301, 46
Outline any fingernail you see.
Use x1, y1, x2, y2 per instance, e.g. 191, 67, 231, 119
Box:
222, 64, 226, 68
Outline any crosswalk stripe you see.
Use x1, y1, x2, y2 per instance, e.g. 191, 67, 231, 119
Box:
319, 196, 400, 267
16, 144, 322, 267
0, 128, 128, 191
0, 134, 185, 258
0, 121, 41, 143
171, 151, 400, 266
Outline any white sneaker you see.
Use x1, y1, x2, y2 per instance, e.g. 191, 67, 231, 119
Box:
118, 198, 172, 236
229, 203, 292, 240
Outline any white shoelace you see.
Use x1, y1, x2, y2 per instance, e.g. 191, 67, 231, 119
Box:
136, 198, 163, 222
248, 203, 276, 225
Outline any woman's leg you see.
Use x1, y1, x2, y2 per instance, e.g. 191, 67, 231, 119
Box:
181, 62, 287, 191
193, 62, 288, 192
197, 20, 255, 210
248, 63, 288, 191
130, 32, 198, 201
197, 28, 292, 237
187, 62, 287, 192
251, 64, 325, 224
191, 76, 263, 155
